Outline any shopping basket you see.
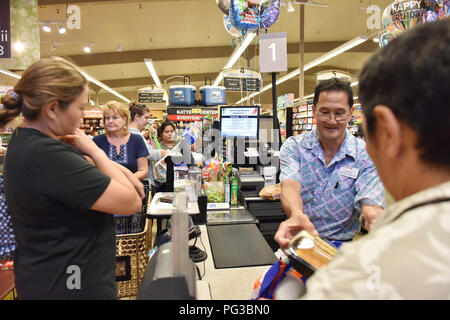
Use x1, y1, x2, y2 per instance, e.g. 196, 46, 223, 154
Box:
115, 217, 151, 298
115, 182, 152, 298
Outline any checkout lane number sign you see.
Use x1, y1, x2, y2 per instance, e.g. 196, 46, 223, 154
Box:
259, 32, 287, 74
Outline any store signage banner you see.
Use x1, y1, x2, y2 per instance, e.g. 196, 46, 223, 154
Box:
223, 77, 261, 92
167, 107, 218, 121
0, 0, 11, 59
138, 92, 165, 104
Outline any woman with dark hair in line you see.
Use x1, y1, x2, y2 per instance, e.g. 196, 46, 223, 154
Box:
158, 121, 178, 150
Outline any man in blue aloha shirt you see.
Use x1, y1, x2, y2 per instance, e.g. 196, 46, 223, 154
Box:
275, 78, 385, 248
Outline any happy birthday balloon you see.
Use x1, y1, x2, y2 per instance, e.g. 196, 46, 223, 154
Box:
224, 14, 242, 37
230, 0, 260, 31
382, 3, 397, 32
390, 0, 427, 31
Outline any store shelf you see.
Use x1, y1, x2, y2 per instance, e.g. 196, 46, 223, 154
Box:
291, 103, 315, 135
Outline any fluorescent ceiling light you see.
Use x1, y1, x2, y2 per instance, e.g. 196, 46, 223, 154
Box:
84, 74, 130, 104
144, 59, 162, 88
213, 30, 257, 86
235, 36, 367, 104
5, 57, 130, 104
0, 69, 21, 79
52, 57, 130, 104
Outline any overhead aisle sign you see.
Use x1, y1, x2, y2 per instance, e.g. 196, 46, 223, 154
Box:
223, 69, 262, 92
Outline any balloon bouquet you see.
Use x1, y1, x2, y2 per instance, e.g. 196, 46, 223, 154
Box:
379, 0, 449, 47
217, 0, 281, 47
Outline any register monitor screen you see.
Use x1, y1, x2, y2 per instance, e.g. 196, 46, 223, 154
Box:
220, 106, 260, 139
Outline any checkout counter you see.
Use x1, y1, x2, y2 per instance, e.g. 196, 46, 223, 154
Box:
236, 169, 287, 251
138, 138, 285, 299
142, 190, 278, 300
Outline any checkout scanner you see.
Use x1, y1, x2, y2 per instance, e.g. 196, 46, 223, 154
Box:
137, 242, 196, 300
237, 171, 265, 198
138, 192, 197, 300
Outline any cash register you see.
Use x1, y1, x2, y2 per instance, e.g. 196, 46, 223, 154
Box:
237, 171, 265, 198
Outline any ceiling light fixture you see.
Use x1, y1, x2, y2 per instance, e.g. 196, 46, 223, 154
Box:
0, 69, 21, 79
58, 25, 66, 34
84, 75, 130, 103
287, 2, 295, 12
52, 57, 131, 104
213, 30, 257, 86
144, 59, 162, 88
235, 35, 368, 104
13, 41, 25, 53
83, 44, 91, 53
42, 24, 51, 32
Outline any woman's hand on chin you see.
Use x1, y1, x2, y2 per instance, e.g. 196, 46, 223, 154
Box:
58, 129, 101, 157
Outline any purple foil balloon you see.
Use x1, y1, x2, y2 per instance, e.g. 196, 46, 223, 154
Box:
260, 0, 281, 30
423, 9, 439, 22
439, 0, 449, 17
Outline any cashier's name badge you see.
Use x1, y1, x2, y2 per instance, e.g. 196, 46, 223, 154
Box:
339, 166, 359, 179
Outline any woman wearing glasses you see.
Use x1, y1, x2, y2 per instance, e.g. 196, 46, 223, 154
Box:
275, 78, 386, 249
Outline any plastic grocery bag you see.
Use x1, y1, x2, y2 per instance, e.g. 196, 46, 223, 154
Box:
250, 260, 305, 300
205, 181, 225, 203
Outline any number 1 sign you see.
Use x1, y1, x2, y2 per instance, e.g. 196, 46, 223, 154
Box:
259, 32, 287, 74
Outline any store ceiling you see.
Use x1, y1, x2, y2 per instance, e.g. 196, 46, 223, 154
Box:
2, 0, 393, 108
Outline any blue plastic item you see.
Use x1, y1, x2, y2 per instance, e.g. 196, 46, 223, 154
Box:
169, 85, 196, 106
200, 86, 226, 106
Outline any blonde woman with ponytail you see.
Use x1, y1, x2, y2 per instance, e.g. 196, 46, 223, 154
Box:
0, 58, 143, 299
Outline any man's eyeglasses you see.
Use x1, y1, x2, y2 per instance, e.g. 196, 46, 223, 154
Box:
316, 111, 349, 122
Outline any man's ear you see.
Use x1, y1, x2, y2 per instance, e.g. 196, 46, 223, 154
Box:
372, 105, 402, 158
43, 101, 59, 121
